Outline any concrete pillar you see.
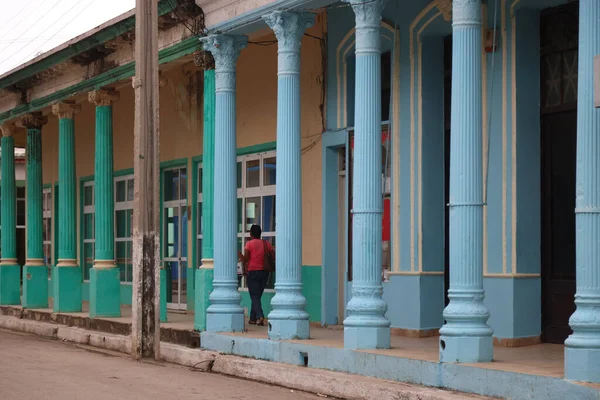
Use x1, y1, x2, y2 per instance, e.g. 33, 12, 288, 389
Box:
565, 0, 600, 383
439, 0, 493, 363
343, 0, 391, 350
263, 11, 314, 340
0, 123, 20, 305
21, 113, 48, 308
195, 68, 216, 331
52, 102, 82, 312
88, 90, 121, 318
200, 34, 247, 332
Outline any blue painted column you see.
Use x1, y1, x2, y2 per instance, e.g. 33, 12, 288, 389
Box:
343, 0, 391, 350
52, 102, 82, 312
439, 0, 493, 363
263, 11, 314, 340
21, 113, 48, 309
200, 34, 247, 332
565, 0, 600, 383
0, 123, 20, 305
88, 90, 121, 318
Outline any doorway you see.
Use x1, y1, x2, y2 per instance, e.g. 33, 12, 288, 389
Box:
163, 167, 188, 311
540, 2, 578, 344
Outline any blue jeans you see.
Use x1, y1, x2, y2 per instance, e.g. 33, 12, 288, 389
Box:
247, 270, 269, 320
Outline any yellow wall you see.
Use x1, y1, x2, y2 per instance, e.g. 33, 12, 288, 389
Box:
41, 12, 325, 268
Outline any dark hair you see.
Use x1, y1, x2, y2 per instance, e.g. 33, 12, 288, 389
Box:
250, 224, 262, 239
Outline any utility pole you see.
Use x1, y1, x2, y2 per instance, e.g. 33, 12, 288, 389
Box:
131, 0, 160, 360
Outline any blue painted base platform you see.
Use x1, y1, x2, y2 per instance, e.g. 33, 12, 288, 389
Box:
206, 312, 244, 333
439, 335, 493, 363
565, 347, 600, 383
344, 326, 390, 349
268, 318, 310, 340
200, 331, 600, 400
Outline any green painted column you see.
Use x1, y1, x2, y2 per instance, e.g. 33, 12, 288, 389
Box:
0, 123, 20, 305
52, 102, 82, 312
88, 90, 121, 318
21, 113, 48, 308
195, 68, 216, 331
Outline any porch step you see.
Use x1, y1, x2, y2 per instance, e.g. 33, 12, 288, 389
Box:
0, 306, 198, 348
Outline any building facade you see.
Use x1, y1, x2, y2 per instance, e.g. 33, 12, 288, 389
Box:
0, 0, 599, 393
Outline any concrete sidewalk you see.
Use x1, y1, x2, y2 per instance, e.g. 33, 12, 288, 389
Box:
0, 314, 493, 400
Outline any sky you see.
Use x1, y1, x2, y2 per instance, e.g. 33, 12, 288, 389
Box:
0, 0, 136, 76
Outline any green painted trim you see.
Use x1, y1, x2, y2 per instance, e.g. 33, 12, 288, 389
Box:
43, 183, 51, 189
237, 141, 276, 156
160, 158, 188, 170
0, 36, 201, 123
192, 155, 203, 163
0, 0, 180, 91
80, 174, 94, 183
192, 158, 199, 271
79, 179, 85, 279
53, 183, 58, 268
114, 168, 134, 178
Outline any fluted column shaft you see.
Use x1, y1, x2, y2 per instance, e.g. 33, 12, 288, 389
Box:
88, 90, 121, 318
343, 0, 391, 350
264, 11, 314, 340
25, 127, 44, 262
21, 113, 49, 308
201, 35, 247, 332
195, 68, 216, 331
565, 0, 600, 383
439, 0, 493, 363
52, 103, 82, 312
1, 132, 17, 262
0, 123, 20, 305
58, 117, 77, 262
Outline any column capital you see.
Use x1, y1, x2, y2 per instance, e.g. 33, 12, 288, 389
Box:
452, 0, 481, 27
200, 35, 248, 73
263, 11, 315, 51
343, 0, 386, 29
52, 102, 81, 119
88, 90, 120, 106
20, 113, 48, 130
0, 122, 16, 137
200, 35, 247, 93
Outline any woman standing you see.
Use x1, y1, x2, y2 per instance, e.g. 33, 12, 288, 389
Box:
238, 224, 273, 326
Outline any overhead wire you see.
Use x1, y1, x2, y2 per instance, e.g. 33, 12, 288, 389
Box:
0, 0, 69, 67
20, 0, 98, 65
2, 0, 37, 33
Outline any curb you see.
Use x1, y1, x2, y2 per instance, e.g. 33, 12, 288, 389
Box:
0, 315, 491, 400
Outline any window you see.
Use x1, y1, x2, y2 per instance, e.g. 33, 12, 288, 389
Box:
115, 176, 134, 283
82, 181, 95, 281
237, 151, 276, 290
42, 188, 52, 277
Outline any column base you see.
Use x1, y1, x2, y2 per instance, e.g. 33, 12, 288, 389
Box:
89, 267, 121, 318
268, 318, 310, 340
194, 265, 214, 331
439, 335, 493, 363
344, 326, 390, 350
0, 264, 21, 305
565, 347, 600, 383
53, 266, 82, 312
206, 311, 244, 333
160, 268, 167, 322
22, 265, 48, 308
